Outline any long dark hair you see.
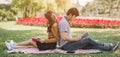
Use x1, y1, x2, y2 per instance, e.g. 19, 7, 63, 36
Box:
44, 11, 57, 32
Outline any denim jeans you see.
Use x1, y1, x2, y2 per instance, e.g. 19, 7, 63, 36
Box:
62, 37, 111, 51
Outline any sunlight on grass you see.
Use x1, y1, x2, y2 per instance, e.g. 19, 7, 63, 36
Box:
115, 50, 120, 54
0, 21, 46, 30
0, 28, 120, 57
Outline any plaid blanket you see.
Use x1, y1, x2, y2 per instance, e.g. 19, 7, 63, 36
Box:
6, 48, 102, 54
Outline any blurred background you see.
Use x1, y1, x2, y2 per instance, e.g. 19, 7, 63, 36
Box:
0, 0, 120, 21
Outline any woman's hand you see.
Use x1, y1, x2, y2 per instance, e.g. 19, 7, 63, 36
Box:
32, 38, 40, 42
40, 39, 45, 43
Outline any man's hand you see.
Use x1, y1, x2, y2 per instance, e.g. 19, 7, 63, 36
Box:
81, 32, 89, 38
76, 32, 89, 41
76, 36, 82, 40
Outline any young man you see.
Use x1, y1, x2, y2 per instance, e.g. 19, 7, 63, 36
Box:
58, 7, 119, 51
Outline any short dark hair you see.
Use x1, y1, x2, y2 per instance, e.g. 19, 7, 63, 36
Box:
66, 7, 79, 16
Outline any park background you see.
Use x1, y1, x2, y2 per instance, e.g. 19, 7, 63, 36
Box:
0, 0, 120, 57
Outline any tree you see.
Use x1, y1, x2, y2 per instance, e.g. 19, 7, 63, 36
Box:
11, 0, 46, 18
80, 0, 119, 17
55, 0, 73, 15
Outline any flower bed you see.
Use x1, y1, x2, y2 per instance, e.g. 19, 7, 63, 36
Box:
16, 17, 120, 28
71, 17, 120, 28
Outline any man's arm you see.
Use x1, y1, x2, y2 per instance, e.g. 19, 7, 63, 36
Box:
61, 32, 82, 42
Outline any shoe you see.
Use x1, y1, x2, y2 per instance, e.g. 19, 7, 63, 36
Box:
6, 50, 15, 54
81, 32, 89, 38
10, 40, 16, 48
5, 41, 12, 50
112, 42, 120, 51
104, 43, 113, 46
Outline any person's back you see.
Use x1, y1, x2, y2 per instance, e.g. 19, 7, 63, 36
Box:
45, 22, 59, 43
59, 16, 71, 47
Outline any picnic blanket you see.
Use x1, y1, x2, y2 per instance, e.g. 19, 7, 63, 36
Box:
6, 48, 102, 54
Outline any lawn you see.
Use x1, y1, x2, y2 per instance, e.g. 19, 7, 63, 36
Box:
0, 22, 120, 57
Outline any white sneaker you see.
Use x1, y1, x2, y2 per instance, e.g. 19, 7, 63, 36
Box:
10, 40, 16, 48
112, 42, 120, 51
6, 50, 15, 54
5, 41, 12, 50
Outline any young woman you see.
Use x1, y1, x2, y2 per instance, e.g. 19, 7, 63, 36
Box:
5, 11, 59, 51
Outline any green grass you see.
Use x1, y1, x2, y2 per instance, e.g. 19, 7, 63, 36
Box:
0, 27, 120, 57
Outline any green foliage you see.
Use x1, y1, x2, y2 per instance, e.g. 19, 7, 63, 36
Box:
80, 0, 120, 18
0, 9, 16, 21
10, 7, 19, 15
11, 0, 47, 18
0, 9, 7, 18
0, 0, 120, 21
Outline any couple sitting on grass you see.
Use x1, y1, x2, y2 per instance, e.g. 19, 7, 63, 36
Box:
5, 7, 119, 52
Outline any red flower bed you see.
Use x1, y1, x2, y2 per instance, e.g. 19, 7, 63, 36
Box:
71, 17, 120, 28
16, 17, 120, 28
16, 17, 62, 26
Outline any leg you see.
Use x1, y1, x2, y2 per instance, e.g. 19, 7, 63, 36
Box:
88, 42, 120, 51
14, 39, 37, 48
13, 45, 35, 48
82, 37, 113, 51
62, 37, 107, 51
62, 38, 91, 50
83, 45, 111, 51
83, 37, 104, 46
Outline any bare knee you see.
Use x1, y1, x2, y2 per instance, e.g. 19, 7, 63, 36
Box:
29, 39, 37, 47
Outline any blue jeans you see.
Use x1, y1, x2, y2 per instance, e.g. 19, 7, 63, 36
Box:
62, 37, 111, 51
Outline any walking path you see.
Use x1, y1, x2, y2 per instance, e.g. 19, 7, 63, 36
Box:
0, 21, 46, 30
